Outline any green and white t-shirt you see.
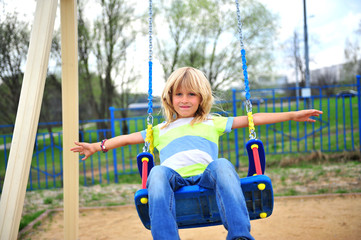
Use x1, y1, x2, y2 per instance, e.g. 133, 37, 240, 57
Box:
141, 116, 234, 178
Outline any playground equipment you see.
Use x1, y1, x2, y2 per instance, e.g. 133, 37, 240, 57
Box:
0, 0, 79, 239
134, 0, 274, 230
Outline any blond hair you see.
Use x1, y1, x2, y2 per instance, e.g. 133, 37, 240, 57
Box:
161, 67, 214, 127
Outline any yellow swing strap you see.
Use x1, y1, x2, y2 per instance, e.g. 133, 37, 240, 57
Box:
144, 124, 154, 156
247, 111, 256, 140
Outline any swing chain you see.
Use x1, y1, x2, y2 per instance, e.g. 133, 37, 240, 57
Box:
147, 113, 153, 126
249, 128, 256, 140
148, 0, 153, 116
245, 99, 252, 113
143, 0, 154, 154
235, 0, 244, 49
143, 142, 149, 152
148, 0, 153, 62
147, 0, 154, 125
235, 0, 256, 140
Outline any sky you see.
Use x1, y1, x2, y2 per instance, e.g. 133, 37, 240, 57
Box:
2, 0, 361, 93
258, 0, 361, 78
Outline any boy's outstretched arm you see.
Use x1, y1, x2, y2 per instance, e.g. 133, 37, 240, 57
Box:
70, 132, 144, 160
232, 109, 323, 129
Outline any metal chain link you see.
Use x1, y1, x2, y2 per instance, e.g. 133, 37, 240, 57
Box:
147, 0, 153, 122
147, 113, 153, 126
249, 130, 256, 140
143, 142, 149, 152
235, 0, 244, 49
149, 0, 153, 62
235, 0, 256, 140
143, 0, 154, 153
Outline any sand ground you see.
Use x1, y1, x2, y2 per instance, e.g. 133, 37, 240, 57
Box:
20, 193, 361, 240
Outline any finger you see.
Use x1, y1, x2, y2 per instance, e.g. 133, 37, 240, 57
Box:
70, 147, 81, 152
313, 110, 323, 115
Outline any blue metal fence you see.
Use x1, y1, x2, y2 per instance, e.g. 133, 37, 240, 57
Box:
0, 77, 360, 191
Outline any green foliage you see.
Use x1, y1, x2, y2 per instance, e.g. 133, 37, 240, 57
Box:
342, 19, 361, 83
0, 12, 62, 128
157, 0, 279, 90
43, 197, 53, 205
0, 12, 29, 125
117, 174, 141, 184
19, 210, 46, 231
77, 0, 140, 125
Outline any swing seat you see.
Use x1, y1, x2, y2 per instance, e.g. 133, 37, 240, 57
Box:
134, 149, 273, 230
134, 175, 273, 229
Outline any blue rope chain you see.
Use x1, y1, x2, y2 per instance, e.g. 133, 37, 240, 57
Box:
235, 0, 256, 139
142, 0, 154, 153
235, 0, 251, 103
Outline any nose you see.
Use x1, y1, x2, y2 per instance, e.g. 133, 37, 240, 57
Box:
180, 95, 188, 103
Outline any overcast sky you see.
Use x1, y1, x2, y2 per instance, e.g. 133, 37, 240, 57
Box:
258, 0, 361, 74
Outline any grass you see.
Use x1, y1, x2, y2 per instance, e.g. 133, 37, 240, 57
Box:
19, 210, 46, 231
264, 151, 361, 197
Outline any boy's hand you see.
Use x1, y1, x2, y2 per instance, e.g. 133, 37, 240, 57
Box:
70, 141, 98, 161
292, 109, 323, 122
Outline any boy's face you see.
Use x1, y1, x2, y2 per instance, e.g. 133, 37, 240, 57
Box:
172, 86, 201, 118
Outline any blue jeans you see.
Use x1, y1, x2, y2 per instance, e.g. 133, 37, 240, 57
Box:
147, 158, 254, 240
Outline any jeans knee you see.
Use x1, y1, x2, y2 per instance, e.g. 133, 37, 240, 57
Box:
212, 158, 235, 171
208, 158, 238, 181
148, 166, 168, 184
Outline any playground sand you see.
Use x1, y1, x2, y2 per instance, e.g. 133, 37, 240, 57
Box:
20, 193, 361, 240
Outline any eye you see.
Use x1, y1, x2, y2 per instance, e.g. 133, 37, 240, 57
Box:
189, 92, 197, 96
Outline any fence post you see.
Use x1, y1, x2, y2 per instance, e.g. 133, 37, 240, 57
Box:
232, 89, 240, 168
109, 107, 118, 183
357, 75, 361, 152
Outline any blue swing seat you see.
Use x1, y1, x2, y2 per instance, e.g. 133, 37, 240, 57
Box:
134, 139, 273, 230
134, 174, 273, 230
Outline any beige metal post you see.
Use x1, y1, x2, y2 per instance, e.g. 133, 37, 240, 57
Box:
0, 1, 57, 239
60, 0, 79, 239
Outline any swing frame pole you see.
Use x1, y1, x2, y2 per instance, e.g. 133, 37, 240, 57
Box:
0, 1, 57, 238
60, 0, 79, 239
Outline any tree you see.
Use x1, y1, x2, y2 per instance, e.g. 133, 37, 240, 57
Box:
285, 23, 319, 92
0, 10, 63, 136
342, 19, 361, 83
39, 73, 62, 136
0, 13, 29, 126
115, 62, 140, 134
94, 0, 137, 126
0, 12, 61, 129
314, 68, 337, 95
78, 1, 100, 120
78, 0, 139, 134
155, 0, 278, 91
291, 31, 305, 88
